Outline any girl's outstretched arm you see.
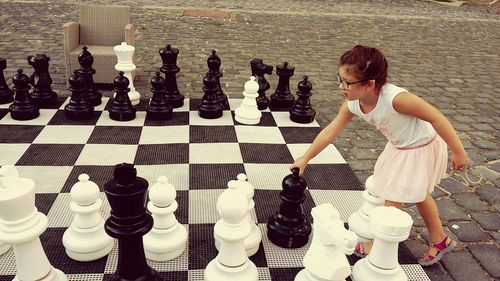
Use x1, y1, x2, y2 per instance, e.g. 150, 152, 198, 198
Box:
393, 92, 468, 171
291, 100, 353, 175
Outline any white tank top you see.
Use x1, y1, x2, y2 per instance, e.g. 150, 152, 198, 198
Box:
347, 83, 435, 148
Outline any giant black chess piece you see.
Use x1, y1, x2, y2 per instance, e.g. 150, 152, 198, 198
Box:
9, 69, 39, 120
146, 72, 173, 120
0, 58, 14, 104
108, 72, 136, 121
250, 58, 273, 110
65, 70, 94, 120
27, 54, 57, 108
104, 163, 162, 281
78, 46, 102, 106
269, 62, 295, 111
267, 167, 311, 248
290, 76, 316, 123
159, 44, 184, 108
198, 73, 223, 119
207, 50, 229, 110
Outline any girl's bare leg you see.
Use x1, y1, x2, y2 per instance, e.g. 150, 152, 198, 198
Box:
416, 194, 446, 256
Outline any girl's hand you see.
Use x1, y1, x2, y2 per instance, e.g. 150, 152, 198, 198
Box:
451, 151, 468, 171
290, 156, 308, 176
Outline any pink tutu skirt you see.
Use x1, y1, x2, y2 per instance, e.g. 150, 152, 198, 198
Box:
371, 134, 448, 203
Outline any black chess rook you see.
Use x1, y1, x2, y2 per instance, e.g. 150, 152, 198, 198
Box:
146, 72, 173, 120
206, 50, 229, 110
108, 71, 136, 121
9, 69, 39, 120
65, 70, 94, 120
0, 57, 14, 104
78, 46, 102, 106
159, 44, 184, 108
269, 62, 295, 111
27, 54, 58, 108
290, 76, 316, 123
250, 58, 273, 110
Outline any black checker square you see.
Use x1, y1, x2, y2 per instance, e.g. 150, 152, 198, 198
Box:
232, 111, 277, 127
172, 190, 188, 224
35, 193, 58, 215
0, 109, 8, 120
188, 223, 217, 270
305, 164, 364, 190
48, 110, 101, 125
248, 241, 269, 268
279, 127, 322, 143
103, 272, 188, 280
189, 98, 202, 111
240, 143, 294, 163
16, 144, 84, 166
134, 143, 189, 165
0, 276, 14, 281
144, 112, 189, 126
61, 165, 115, 193
0, 125, 44, 143
103, 98, 149, 111
189, 125, 237, 143
253, 189, 315, 224
189, 164, 246, 189
269, 268, 305, 281
87, 126, 142, 144
43, 96, 68, 109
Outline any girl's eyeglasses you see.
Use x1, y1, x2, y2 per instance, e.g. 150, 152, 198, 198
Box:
336, 73, 369, 90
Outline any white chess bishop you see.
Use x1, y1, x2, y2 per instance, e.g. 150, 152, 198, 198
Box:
0, 165, 67, 281
114, 42, 140, 105
352, 206, 413, 281
62, 174, 113, 261
205, 180, 258, 281
143, 176, 187, 261
234, 76, 262, 125
295, 203, 357, 281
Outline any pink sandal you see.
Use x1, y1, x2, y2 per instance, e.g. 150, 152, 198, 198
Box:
353, 241, 372, 258
418, 235, 456, 266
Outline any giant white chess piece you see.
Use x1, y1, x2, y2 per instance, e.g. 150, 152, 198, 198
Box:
295, 203, 357, 281
114, 42, 140, 105
62, 174, 113, 261
0, 165, 67, 281
348, 175, 384, 242
352, 206, 413, 281
144, 176, 187, 261
205, 180, 258, 281
235, 76, 262, 125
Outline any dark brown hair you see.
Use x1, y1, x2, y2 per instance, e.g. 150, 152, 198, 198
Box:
339, 45, 388, 90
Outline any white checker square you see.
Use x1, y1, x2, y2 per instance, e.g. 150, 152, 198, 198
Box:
400, 264, 431, 281
75, 144, 138, 165
287, 143, 346, 164
47, 192, 110, 227
173, 98, 190, 112
135, 164, 189, 191
188, 267, 270, 281
0, 102, 10, 109
243, 164, 291, 190
259, 223, 310, 268
139, 125, 189, 144
235, 126, 286, 144
58, 97, 70, 109
96, 111, 146, 126
309, 190, 364, 222
67, 274, 104, 281
33, 125, 94, 144
0, 248, 16, 275
0, 143, 30, 164
228, 98, 242, 111
189, 111, 234, 126
188, 189, 224, 224
189, 143, 243, 164
0, 109, 57, 125
16, 166, 72, 193
271, 111, 320, 127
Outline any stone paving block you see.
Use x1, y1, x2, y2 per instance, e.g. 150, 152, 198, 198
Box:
475, 184, 500, 204
470, 212, 500, 230
438, 177, 468, 194
422, 265, 455, 281
441, 251, 492, 281
449, 221, 491, 242
451, 192, 491, 212
468, 244, 500, 279
436, 198, 471, 221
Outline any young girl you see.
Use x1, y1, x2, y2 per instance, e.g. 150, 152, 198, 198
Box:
291, 45, 468, 266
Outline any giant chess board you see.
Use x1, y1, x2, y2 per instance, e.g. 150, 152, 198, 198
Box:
0, 97, 431, 280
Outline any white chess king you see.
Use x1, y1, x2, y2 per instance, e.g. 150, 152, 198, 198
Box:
114, 42, 140, 105
235, 76, 262, 125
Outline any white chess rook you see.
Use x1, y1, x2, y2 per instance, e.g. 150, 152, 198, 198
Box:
62, 174, 113, 261
348, 175, 384, 242
114, 42, 140, 105
205, 180, 258, 281
144, 176, 187, 261
295, 203, 357, 281
0, 165, 67, 281
352, 206, 413, 281
235, 76, 262, 125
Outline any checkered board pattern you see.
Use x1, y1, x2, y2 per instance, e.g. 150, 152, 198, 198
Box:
0, 97, 430, 281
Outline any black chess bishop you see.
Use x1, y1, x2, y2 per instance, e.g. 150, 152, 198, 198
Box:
159, 44, 184, 108
78, 46, 102, 106
207, 50, 229, 110
290, 76, 316, 123
0, 57, 14, 104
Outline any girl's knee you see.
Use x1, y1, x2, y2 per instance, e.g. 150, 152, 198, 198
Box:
384, 200, 403, 209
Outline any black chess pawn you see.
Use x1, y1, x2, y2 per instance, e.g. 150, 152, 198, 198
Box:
78, 46, 102, 106
0, 58, 14, 104
290, 76, 316, 123
65, 70, 94, 120
9, 69, 39, 120
250, 58, 273, 110
146, 72, 173, 120
267, 167, 311, 248
198, 73, 223, 119
269, 62, 295, 111
206, 50, 229, 110
108, 71, 136, 121
159, 44, 184, 108
27, 54, 58, 108
104, 163, 162, 281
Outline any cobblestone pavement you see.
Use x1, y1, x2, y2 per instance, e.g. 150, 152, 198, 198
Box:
0, 0, 498, 280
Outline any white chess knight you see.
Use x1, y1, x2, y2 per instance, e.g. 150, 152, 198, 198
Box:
114, 42, 140, 105
143, 176, 187, 261
352, 206, 413, 281
205, 180, 258, 281
62, 174, 113, 261
0, 165, 67, 281
295, 203, 357, 281
234, 76, 262, 125
348, 175, 384, 242
215, 174, 262, 256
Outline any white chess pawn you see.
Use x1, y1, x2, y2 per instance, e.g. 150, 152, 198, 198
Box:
235, 76, 262, 125
352, 206, 413, 281
114, 42, 140, 105
0, 165, 67, 281
143, 176, 187, 261
295, 203, 357, 281
348, 175, 384, 242
205, 180, 258, 281
62, 174, 113, 261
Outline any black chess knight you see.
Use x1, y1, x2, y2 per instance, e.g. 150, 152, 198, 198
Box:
290, 76, 316, 123
78, 46, 102, 106
250, 58, 273, 110
269, 62, 295, 111
65, 70, 94, 120
0, 58, 14, 104
27, 54, 58, 107
198, 73, 223, 119
108, 72, 136, 121
206, 50, 229, 110
9, 69, 39, 120
159, 44, 184, 108
146, 72, 173, 120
